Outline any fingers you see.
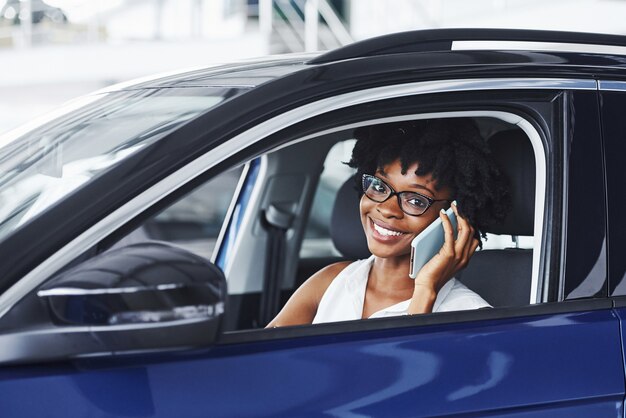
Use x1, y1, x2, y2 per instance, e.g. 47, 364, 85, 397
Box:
439, 208, 455, 255
463, 238, 480, 264
419, 203, 480, 291
440, 202, 480, 274
450, 202, 472, 257
469, 237, 480, 256
450, 202, 479, 269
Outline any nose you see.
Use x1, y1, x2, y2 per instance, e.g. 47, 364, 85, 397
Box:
376, 195, 404, 218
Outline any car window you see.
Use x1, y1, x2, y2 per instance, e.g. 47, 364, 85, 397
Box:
286, 116, 540, 318
211, 114, 542, 332
115, 165, 244, 259
31, 107, 543, 338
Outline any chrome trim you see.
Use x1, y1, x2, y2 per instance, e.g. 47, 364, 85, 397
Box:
210, 163, 250, 264
516, 118, 546, 304
598, 80, 626, 91
82, 315, 213, 331
453, 41, 626, 57
0, 77, 581, 317
556, 90, 571, 303
37, 283, 184, 297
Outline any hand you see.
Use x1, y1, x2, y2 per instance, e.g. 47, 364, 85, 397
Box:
413, 202, 480, 294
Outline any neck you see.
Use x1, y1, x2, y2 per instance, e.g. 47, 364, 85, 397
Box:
369, 254, 414, 292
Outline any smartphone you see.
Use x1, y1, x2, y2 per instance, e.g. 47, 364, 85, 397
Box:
409, 207, 458, 279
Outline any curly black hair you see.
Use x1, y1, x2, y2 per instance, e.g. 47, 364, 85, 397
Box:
347, 118, 511, 240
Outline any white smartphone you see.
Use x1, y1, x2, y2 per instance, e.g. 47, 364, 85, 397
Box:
409, 207, 458, 279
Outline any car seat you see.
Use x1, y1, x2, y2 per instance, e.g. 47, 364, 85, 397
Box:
329, 128, 535, 307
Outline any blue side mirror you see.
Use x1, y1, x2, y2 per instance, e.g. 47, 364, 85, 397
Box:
0, 242, 228, 364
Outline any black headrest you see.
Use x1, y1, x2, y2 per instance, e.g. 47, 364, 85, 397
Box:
487, 129, 536, 236
330, 179, 370, 260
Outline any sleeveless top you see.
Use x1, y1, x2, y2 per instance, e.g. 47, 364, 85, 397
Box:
312, 256, 491, 324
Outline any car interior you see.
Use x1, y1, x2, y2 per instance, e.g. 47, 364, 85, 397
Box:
116, 113, 539, 332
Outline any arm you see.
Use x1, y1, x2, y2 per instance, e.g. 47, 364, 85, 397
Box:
266, 261, 351, 328
407, 202, 480, 315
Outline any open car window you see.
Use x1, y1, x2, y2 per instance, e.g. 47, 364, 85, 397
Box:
88, 112, 543, 333
290, 116, 539, 321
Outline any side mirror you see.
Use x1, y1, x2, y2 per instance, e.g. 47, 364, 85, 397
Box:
2, 242, 226, 364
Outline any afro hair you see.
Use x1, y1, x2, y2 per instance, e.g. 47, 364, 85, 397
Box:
347, 118, 511, 240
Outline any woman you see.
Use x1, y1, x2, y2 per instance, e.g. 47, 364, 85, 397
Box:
268, 118, 510, 327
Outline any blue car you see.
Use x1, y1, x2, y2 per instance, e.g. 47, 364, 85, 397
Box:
0, 29, 625, 417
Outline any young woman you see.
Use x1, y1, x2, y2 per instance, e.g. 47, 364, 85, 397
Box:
268, 118, 510, 327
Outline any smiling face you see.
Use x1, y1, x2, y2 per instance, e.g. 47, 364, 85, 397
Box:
360, 159, 452, 260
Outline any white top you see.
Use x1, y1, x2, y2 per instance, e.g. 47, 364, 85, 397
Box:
312, 256, 491, 324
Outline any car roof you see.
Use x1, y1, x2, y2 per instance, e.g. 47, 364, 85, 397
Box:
311, 28, 626, 63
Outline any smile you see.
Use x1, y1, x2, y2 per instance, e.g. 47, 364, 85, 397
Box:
370, 218, 407, 237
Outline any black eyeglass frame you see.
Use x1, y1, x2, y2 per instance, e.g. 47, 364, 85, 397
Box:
361, 174, 453, 216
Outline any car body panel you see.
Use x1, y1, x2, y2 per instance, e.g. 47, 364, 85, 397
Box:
0, 308, 622, 417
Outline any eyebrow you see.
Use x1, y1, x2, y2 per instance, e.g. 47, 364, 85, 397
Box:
377, 170, 436, 196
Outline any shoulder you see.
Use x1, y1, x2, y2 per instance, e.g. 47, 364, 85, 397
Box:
305, 256, 376, 303
305, 260, 352, 301
266, 260, 354, 328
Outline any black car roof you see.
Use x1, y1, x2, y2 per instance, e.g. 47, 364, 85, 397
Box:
311, 28, 626, 63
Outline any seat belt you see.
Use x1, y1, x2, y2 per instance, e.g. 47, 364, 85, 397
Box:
258, 204, 294, 327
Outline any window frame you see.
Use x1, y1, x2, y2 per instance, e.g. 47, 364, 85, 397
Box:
260, 111, 546, 303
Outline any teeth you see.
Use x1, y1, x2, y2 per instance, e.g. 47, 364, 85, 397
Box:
373, 222, 404, 237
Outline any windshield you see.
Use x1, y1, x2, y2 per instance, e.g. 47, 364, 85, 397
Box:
0, 86, 244, 243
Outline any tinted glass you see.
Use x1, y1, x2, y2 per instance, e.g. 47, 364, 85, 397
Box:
116, 166, 244, 260
601, 90, 626, 296
563, 91, 607, 300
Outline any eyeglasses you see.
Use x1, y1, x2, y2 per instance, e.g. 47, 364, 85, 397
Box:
362, 174, 452, 216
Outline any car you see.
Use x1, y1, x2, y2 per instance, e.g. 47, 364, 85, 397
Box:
1, 0, 68, 25
0, 28, 625, 417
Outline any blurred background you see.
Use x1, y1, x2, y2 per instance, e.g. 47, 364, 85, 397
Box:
2, 0, 626, 135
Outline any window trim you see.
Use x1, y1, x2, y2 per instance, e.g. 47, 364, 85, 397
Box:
0, 77, 587, 318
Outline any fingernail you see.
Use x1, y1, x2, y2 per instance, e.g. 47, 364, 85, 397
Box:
440, 208, 445, 214
452, 200, 458, 207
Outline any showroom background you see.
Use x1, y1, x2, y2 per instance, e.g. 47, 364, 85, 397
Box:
1, 0, 625, 135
